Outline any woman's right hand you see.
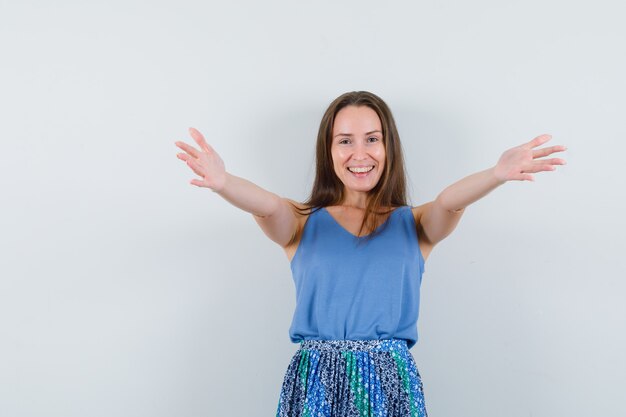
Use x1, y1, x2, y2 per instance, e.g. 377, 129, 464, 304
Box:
175, 127, 227, 191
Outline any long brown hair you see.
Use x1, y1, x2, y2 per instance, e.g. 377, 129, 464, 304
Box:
290, 91, 410, 242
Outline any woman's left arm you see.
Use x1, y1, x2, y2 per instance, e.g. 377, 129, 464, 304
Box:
419, 134, 567, 246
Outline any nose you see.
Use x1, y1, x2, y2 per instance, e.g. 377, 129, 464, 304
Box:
352, 141, 368, 160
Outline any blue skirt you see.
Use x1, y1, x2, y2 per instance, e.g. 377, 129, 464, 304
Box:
276, 339, 428, 417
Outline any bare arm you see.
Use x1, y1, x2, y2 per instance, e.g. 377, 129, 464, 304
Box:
212, 173, 281, 217
420, 134, 567, 246
175, 127, 298, 247
216, 175, 298, 247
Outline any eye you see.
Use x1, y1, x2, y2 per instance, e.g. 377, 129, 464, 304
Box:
339, 138, 350, 144
368, 137, 380, 143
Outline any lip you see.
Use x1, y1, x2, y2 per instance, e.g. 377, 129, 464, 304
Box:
346, 166, 375, 178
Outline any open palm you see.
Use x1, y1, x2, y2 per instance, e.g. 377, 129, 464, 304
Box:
175, 127, 227, 191
493, 134, 567, 182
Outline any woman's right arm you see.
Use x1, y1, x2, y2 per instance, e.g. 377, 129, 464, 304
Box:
175, 127, 298, 247
216, 174, 300, 247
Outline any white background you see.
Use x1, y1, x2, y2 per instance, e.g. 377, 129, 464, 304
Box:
1, 1, 624, 416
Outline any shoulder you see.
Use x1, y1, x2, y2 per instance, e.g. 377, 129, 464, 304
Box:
283, 198, 315, 217
282, 198, 317, 247
281, 199, 320, 259
409, 203, 430, 224
409, 203, 436, 259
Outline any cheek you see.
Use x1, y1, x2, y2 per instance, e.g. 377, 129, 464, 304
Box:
331, 153, 343, 171
332, 150, 348, 164
377, 153, 386, 173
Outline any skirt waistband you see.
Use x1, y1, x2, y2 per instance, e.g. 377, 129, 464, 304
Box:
299, 338, 408, 352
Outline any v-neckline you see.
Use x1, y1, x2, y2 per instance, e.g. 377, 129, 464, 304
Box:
322, 206, 403, 239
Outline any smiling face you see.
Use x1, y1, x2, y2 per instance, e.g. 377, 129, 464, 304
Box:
331, 105, 386, 201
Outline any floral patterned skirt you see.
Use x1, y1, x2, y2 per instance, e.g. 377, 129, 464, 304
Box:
276, 339, 428, 417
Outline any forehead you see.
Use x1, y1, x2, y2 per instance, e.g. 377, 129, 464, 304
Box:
332, 105, 382, 134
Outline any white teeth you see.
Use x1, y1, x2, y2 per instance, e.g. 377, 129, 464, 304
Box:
348, 166, 374, 173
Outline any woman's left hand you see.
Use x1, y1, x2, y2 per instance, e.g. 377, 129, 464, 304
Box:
493, 134, 567, 182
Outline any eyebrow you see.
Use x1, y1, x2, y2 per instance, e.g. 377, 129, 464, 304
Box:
333, 130, 382, 138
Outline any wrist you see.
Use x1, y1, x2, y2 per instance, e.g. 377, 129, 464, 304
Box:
489, 166, 507, 186
213, 172, 231, 194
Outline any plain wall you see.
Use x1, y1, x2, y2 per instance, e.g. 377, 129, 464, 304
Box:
1, 0, 624, 416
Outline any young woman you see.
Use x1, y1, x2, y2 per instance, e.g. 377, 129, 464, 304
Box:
175, 91, 566, 416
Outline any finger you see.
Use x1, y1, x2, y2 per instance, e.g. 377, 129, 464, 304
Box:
523, 158, 566, 173
175, 141, 201, 158
523, 164, 557, 174
532, 157, 567, 166
190, 179, 207, 187
176, 152, 190, 161
524, 134, 552, 149
186, 159, 205, 178
189, 127, 213, 154
532, 145, 567, 159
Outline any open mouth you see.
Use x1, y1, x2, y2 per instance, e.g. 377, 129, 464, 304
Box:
347, 166, 374, 177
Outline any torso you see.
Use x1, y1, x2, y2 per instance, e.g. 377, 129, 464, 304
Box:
283, 204, 434, 262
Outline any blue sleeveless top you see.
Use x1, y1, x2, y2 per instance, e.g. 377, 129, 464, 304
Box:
288, 205, 426, 349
